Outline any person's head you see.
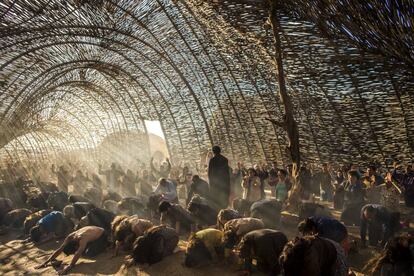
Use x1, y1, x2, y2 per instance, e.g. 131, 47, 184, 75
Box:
63, 205, 75, 218
212, 146, 221, 155
347, 170, 360, 185
223, 228, 239, 249
406, 165, 413, 174
127, 169, 133, 176
158, 178, 167, 187
272, 162, 278, 169
367, 165, 377, 176
363, 206, 376, 222
132, 236, 150, 264
192, 175, 200, 182
336, 170, 343, 178
297, 218, 317, 236
63, 240, 79, 255
30, 225, 44, 242
111, 163, 116, 169
158, 201, 172, 213
322, 163, 328, 172
278, 169, 288, 181
185, 236, 212, 267
78, 215, 90, 229
142, 169, 148, 177
247, 168, 257, 177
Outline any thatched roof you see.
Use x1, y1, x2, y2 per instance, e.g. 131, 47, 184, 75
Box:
0, 0, 413, 165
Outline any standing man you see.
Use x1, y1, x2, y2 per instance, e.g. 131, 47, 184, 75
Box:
208, 146, 230, 209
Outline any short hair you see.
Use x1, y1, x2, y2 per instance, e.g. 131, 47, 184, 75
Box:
192, 175, 200, 181
212, 146, 221, 154
247, 168, 257, 176
347, 170, 360, 180
63, 205, 74, 218
368, 165, 377, 171
364, 205, 376, 215
30, 225, 42, 242
158, 201, 171, 213
297, 218, 317, 235
63, 240, 79, 255
278, 169, 288, 177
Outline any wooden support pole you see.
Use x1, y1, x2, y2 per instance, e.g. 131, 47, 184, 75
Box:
268, 0, 301, 177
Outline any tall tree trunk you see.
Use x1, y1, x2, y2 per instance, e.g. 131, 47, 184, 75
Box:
268, 0, 301, 178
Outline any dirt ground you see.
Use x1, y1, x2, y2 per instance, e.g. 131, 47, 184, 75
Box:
0, 205, 381, 275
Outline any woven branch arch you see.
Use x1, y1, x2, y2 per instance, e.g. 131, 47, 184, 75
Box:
0, 0, 413, 167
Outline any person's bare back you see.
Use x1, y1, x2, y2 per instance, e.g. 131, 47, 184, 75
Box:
71, 226, 104, 245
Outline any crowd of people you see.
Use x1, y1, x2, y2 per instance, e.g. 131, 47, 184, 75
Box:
0, 146, 414, 275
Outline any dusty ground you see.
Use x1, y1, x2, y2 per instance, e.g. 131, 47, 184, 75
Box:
0, 203, 383, 275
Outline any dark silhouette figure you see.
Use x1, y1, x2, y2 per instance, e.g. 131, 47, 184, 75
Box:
208, 146, 230, 210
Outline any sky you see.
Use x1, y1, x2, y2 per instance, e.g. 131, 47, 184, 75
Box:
144, 120, 165, 140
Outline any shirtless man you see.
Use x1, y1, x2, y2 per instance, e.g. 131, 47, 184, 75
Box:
35, 226, 108, 275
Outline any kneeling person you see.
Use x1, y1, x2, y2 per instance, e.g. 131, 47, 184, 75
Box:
185, 228, 224, 267
30, 211, 73, 243
238, 229, 288, 275
35, 226, 108, 274
159, 201, 194, 234
130, 225, 179, 265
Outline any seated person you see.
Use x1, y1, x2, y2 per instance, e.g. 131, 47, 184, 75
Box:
360, 204, 400, 247
187, 195, 218, 228
77, 207, 115, 234
298, 216, 349, 252
35, 226, 109, 274
30, 211, 74, 243
216, 208, 242, 230
250, 199, 282, 229
238, 229, 287, 275
112, 215, 153, 256
186, 175, 209, 205
298, 202, 331, 220
280, 236, 346, 276
153, 178, 178, 203
129, 225, 179, 265
159, 201, 195, 234
185, 228, 224, 267
222, 217, 264, 248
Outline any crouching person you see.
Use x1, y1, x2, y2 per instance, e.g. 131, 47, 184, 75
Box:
222, 218, 264, 249
238, 229, 287, 275
35, 226, 109, 274
77, 207, 115, 234
112, 215, 153, 256
185, 228, 224, 267
159, 201, 195, 235
217, 208, 242, 230
187, 195, 218, 229
364, 234, 414, 276
250, 199, 282, 229
360, 204, 400, 247
298, 216, 349, 252
30, 211, 73, 243
280, 236, 348, 276
127, 225, 179, 266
